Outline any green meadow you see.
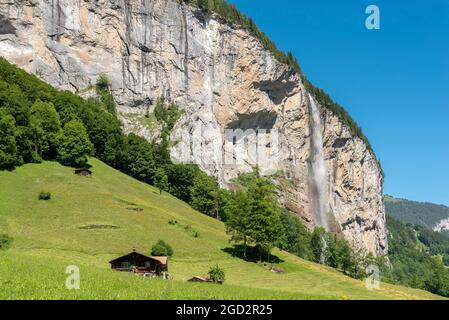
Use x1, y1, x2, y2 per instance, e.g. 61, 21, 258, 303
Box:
0, 159, 443, 300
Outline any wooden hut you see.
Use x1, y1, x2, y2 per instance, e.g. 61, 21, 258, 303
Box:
188, 276, 209, 283
109, 250, 168, 275
74, 168, 92, 177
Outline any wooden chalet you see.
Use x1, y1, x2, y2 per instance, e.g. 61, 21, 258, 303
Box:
109, 250, 168, 275
188, 276, 223, 284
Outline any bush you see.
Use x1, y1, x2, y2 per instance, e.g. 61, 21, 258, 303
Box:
151, 240, 174, 257
38, 191, 51, 200
95, 74, 110, 93
184, 225, 200, 238
208, 264, 225, 284
0, 234, 13, 250
168, 219, 178, 226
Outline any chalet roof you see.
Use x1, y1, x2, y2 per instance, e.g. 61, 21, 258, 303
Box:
151, 256, 168, 265
188, 276, 208, 282
109, 251, 153, 264
109, 251, 168, 265
74, 168, 92, 174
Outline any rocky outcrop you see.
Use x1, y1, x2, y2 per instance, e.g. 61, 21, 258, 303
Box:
0, 0, 387, 255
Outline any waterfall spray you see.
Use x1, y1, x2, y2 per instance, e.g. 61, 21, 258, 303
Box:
308, 94, 329, 230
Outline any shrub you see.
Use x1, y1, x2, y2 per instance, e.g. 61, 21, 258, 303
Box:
0, 234, 13, 250
38, 191, 51, 200
184, 225, 200, 238
95, 74, 110, 93
151, 240, 174, 257
168, 219, 178, 226
208, 264, 225, 284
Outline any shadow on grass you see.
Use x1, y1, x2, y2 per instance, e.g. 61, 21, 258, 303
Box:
222, 245, 284, 264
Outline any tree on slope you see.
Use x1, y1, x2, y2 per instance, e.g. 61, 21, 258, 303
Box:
246, 177, 283, 262
310, 227, 327, 264
279, 210, 312, 260
125, 133, 155, 184
190, 171, 219, 217
57, 120, 93, 167
29, 100, 61, 160
225, 191, 252, 258
0, 109, 20, 170
154, 168, 169, 195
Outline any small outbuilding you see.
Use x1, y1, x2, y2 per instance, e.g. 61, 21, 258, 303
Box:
188, 276, 210, 283
109, 249, 168, 275
74, 168, 92, 177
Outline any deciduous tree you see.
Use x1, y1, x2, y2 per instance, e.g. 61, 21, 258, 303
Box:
57, 120, 93, 167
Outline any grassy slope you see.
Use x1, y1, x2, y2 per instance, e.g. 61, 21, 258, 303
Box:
0, 159, 443, 300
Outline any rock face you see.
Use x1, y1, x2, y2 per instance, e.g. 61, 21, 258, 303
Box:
0, 0, 387, 255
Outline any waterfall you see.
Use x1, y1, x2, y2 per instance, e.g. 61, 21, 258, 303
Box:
308, 94, 329, 230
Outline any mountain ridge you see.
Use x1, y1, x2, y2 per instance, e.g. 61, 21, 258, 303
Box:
385, 195, 449, 231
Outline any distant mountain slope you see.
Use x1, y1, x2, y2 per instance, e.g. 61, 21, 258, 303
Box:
0, 159, 440, 300
385, 216, 449, 295
384, 195, 449, 230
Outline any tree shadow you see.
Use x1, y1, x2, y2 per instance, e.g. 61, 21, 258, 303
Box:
222, 245, 284, 264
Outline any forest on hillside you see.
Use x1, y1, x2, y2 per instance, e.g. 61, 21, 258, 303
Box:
383, 217, 449, 296
385, 196, 449, 229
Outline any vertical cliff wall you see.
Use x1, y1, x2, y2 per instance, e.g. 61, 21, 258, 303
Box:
0, 0, 387, 255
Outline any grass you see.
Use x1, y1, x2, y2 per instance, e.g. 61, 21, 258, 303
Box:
0, 159, 444, 300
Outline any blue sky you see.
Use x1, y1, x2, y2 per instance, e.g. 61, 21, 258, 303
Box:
227, 0, 449, 206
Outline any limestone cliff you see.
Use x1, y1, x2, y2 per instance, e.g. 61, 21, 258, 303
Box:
0, 0, 387, 255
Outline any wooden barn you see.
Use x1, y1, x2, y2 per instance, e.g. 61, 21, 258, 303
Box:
109, 250, 168, 275
74, 168, 92, 177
